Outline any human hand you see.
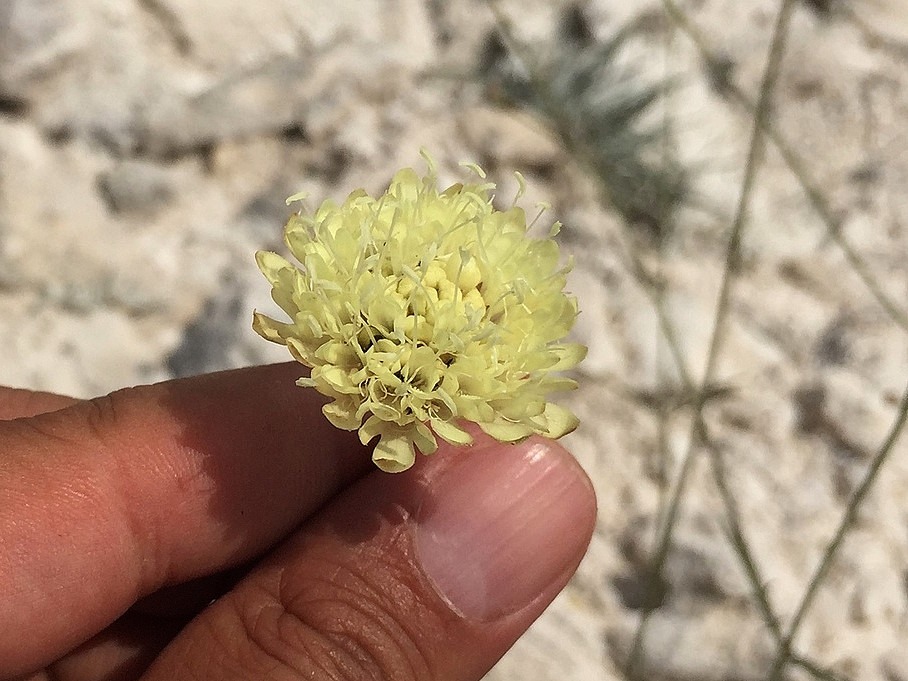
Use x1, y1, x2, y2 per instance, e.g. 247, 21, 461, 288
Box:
1, 363, 596, 681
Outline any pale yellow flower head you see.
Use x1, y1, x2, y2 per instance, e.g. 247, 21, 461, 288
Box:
253, 154, 586, 472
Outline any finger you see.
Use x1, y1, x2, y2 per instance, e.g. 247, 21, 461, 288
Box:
43, 613, 184, 681
0, 386, 78, 420
32, 568, 249, 681
0, 363, 370, 677
142, 437, 597, 681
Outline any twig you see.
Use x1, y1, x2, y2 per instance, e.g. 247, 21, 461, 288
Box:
661, 0, 908, 334
624, 0, 797, 676
840, 4, 908, 61
702, 425, 853, 681
766, 379, 908, 679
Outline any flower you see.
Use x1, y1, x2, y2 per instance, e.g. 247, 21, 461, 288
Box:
253, 153, 586, 472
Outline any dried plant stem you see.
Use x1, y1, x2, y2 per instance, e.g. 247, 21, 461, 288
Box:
491, 5, 903, 681
657, 3, 908, 679
624, 1, 797, 676
691, 0, 795, 389
625, 251, 695, 389
766, 380, 908, 680
702, 427, 852, 681
792, 654, 854, 681
661, 0, 908, 334
702, 429, 781, 636
769, 140, 908, 334
840, 5, 908, 61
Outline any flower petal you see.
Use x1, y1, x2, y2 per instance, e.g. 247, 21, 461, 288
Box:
255, 251, 294, 287
550, 343, 588, 371
431, 418, 473, 446
322, 400, 361, 430
413, 421, 439, 455
479, 419, 534, 443
537, 402, 580, 439
252, 312, 294, 345
372, 435, 416, 473
358, 414, 393, 445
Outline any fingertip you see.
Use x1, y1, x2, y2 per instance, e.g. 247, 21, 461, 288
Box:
0, 386, 79, 420
414, 437, 596, 622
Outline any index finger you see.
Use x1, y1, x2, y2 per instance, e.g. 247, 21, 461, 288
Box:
0, 363, 370, 677
0, 386, 78, 420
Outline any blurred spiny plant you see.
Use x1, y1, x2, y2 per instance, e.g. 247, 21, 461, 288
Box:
478, 5, 689, 240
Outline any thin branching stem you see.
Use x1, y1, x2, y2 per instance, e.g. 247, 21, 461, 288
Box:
792, 654, 854, 681
701, 425, 853, 681
490, 6, 892, 681
653, 0, 796, 553
649, 0, 796, 554
700, 426, 782, 638
624, 1, 797, 676
624, 250, 695, 389
693, 0, 795, 391
655, 12, 908, 681
657, 3, 905, 679
840, 4, 908, 61
661, 0, 908, 334
766, 379, 908, 680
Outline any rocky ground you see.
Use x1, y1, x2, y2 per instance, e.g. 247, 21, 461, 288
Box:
3, 0, 908, 679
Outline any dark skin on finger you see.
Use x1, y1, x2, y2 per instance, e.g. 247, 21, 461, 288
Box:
0, 366, 596, 681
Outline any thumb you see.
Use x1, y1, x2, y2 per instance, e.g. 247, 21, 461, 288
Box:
142, 436, 596, 681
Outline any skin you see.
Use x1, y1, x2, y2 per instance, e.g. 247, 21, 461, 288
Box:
0, 363, 596, 681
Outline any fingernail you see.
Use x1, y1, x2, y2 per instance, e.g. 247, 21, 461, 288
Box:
414, 439, 596, 621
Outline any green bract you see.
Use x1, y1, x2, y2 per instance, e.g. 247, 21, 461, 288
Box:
253, 157, 586, 472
